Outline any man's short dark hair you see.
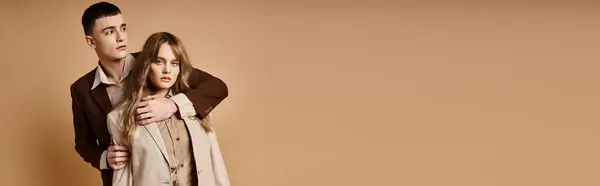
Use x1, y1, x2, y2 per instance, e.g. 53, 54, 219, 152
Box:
81, 2, 121, 36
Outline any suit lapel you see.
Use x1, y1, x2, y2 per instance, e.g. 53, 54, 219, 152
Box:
142, 124, 172, 166
90, 85, 112, 114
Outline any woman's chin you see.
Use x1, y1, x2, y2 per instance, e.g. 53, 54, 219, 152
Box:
154, 82, 173, 90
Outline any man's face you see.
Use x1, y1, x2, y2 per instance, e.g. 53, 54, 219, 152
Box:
86, 14, 128, 61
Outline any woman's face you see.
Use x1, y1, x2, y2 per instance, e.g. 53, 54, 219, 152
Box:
148, 43, 180, 91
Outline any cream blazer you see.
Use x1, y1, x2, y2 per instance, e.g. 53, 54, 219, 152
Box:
107, 95, 230, 186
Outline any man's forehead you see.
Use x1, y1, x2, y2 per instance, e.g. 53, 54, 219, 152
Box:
95, 14, 125, 28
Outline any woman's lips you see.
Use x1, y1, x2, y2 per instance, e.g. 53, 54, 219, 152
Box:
160, 77, 171, 82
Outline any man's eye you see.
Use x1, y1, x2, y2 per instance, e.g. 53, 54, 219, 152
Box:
105, 30, 114, 35
121, 27, 127, 32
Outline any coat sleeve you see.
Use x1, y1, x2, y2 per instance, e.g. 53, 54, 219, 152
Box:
107, 113, 134, 186
206, 117, 231, 186
182, 68, 228, 119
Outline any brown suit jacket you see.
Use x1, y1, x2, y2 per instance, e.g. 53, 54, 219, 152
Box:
70, 53, 228, 186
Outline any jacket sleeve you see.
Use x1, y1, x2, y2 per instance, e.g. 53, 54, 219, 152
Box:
107, 113, 134, 186
206, 117, 231, 186
182, 68, 228, 119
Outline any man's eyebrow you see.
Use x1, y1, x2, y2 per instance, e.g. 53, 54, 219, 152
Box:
101, 26, 116, 32
121, 23, 127, 27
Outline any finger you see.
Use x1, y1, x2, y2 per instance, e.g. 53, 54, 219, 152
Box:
137, 113, 152, 121
111, 163, 126, 170
111, 145, 129, 151
137, 117, 159, 125
136, 107, 150, 115
113, 157, 130, 163
141, 95, 159, 101
108, 152, 116, 159
108, 145, 116, 151
137, 100, 150, 108
113, 151, 130, 158
138, 116, 159, 125
137, 119, 152, 125
146, 116, 159, 123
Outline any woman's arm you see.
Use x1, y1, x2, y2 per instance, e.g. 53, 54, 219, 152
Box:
206, 117, 230, 186
107, 113, 134, 186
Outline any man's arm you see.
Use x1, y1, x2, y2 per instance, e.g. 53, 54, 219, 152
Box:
71, 85, 104, 170
136, 69, 228, 125
182, 68, 228, 119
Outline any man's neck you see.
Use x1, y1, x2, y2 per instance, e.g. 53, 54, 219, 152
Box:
99, 57, 126, 83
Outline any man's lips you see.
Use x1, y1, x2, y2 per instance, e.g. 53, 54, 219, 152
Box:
116, 45, 127, 51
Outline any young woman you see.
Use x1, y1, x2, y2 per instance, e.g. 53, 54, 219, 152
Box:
108, 32, 229, 186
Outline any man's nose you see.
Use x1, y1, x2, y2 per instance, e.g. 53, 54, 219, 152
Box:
116, 31, 125, 42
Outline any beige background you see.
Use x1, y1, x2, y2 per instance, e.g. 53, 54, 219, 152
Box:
1, 0, 600, 185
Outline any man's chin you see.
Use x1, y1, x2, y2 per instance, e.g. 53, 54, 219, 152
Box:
110, 52, 129, 61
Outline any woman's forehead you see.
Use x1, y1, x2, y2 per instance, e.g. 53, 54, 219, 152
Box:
156, 43, 177, 60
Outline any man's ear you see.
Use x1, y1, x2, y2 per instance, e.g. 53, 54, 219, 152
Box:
85, 35, 96, 49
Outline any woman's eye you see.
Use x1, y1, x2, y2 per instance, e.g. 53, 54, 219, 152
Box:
155, 60, 163, 64
171, 62, 180, 67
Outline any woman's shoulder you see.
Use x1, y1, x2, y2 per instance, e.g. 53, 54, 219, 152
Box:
107, 106, 126, 125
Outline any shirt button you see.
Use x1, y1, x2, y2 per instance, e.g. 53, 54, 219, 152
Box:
180, 164, 184, 168
175, 137, 180, 141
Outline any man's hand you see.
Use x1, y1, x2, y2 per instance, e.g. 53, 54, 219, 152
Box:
136, 95, 177, 125
108, 145, 129, 170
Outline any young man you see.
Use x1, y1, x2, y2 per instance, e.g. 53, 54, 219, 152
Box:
70, 2, 228, 186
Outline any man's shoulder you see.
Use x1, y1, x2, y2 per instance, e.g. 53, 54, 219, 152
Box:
131, 51, 141, 59
70, 68, 96, 94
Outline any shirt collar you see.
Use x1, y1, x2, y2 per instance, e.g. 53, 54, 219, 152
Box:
91, 53, 135, 90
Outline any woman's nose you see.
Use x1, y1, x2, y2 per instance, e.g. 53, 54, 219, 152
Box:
162, 65, 171, 74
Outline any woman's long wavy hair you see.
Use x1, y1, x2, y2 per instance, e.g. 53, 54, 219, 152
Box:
119, 32, 212, 147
